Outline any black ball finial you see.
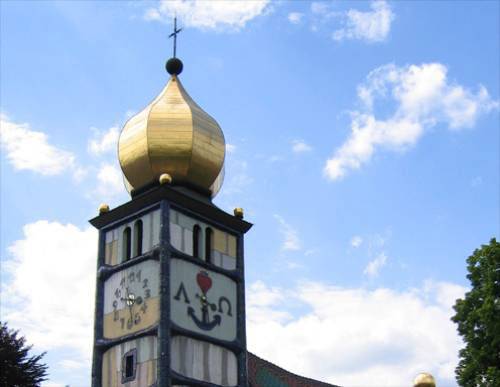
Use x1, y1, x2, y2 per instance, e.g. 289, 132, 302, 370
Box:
166, 57, 183, 75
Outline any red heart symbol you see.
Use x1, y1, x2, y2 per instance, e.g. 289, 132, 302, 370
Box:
196, 271, 212, 294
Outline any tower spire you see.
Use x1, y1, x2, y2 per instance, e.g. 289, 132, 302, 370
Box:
169, 17, 182, 58
166, 17, 184, 75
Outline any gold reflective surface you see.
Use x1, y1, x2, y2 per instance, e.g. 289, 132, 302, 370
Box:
98, 203, 110, 214
118, 75, 225, 196
159, 173, 172, 185
413, 373, 436, 387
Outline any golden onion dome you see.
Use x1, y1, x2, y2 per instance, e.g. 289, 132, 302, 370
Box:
118, 58, 225, 197
413, 373, 436, 387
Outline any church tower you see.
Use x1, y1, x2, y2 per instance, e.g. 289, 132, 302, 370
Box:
89, 44, 252, 386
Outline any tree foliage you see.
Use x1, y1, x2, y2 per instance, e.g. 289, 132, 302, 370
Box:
0, 322, 48, 387
452, 238, 500, 386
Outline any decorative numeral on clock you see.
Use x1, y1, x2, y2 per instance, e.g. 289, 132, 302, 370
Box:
142, 279, 148, 289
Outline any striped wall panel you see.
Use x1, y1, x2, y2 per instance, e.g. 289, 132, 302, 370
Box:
104, 208, 161, 266
169, 209, 237, 270
102, 335, 157, 387
171, 335, 237, 386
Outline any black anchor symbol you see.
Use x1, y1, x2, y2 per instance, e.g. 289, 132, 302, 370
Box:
187, 271, 221, 331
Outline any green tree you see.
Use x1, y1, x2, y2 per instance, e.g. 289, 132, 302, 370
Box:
452, 238, 500, 386
0, 322, 48, 387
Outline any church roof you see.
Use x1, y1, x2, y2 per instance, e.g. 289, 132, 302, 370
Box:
248, 352, 341, 387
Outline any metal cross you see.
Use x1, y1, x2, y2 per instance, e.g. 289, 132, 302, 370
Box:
169, 17, 182, 58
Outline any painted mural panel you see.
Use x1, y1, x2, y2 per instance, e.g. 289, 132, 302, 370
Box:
169, 209, 237, 270
104, 260, 159, 339
104, 208, 161, 266
102, 335, 157, 387
171, 335, 237, 386
170, 258, 237, 341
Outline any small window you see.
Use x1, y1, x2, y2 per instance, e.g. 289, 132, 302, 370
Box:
121, 348, 137, 383
193, 225, 201, 258
134, 220, 143, 257
205, 227, 213, 263
123, 227, 131, 262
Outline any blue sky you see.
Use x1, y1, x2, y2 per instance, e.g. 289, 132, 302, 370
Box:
1, 1, 498, 386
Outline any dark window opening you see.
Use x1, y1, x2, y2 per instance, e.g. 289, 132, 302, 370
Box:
134, 220, 143, 257
193, 225, 201, 258
121, 348, 137, 383
205, 227, 213, 263
125, 355, 134, 376
123, 227, 131, 262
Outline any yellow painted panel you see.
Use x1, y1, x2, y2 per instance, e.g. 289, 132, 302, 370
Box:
105, 242, 112, 265
102, 350, 109, 387
102, 346, 118, 387
213, 229, 227, 253
146, 359, 154, 385
143, 359, 157, 385
227, 235, 237, 258
105, 240, 118, 266
110, 240, 118, 266
103, 297, 159, 339
110, 346, 117, 387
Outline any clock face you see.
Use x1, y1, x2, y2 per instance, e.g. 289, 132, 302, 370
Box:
103, 260, 159, 339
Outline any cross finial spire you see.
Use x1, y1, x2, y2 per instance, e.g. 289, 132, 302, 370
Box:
169, 17, 182, 58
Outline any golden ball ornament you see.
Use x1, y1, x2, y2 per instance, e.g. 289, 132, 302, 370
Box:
413, 373, 436, 387
98, 203, 110, 214
233, 207, 244, 219
159, 173, 173, 185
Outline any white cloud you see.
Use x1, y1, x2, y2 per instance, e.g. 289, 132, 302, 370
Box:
95, 163, 125, 197
42, 383, 65, 387
247, 280, 466, 386
88, 126, 119, 156
247, 281, 292, 324
288, 12, 303, 24
291, 139, 313, 153
0, 114, 75, 175
274, 215, 301, 251
144, 0, 271, 31
311, 2, 330, 15
125, 110, 136, 119
333, 1, 395, 43
364, 252, 388, 277
324, 63, 498, 180
268, 154, 284, 163
58, 359, 87, 370
72, 166, 88, 183
219, 159, 253, 196
1, 221, 97, 364
351, 235, 363, 248
226, 143, 237, 154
